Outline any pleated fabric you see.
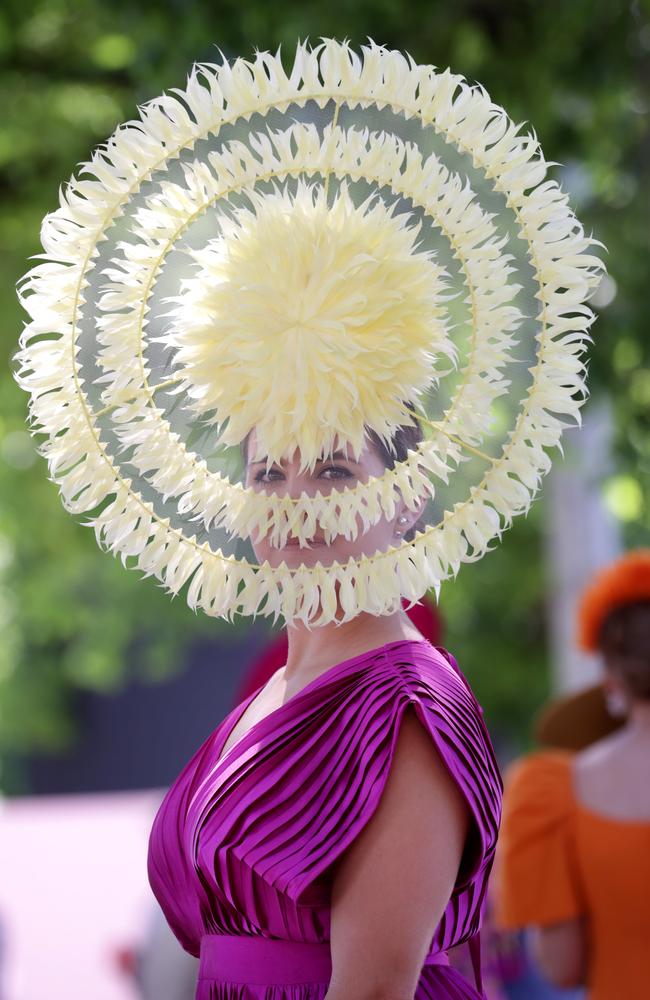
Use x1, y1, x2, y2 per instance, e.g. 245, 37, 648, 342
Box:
147, 639, 502, 998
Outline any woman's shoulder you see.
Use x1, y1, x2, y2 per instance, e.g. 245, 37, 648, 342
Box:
572, 730, 650, 824
382, 638, 499, 762
496, 750, 585, 929
504, 749, 575, 804
573, 725, 635, 770
382, 638, 490, 724
381, 638, 503, 871
501, 750, 576, 845
382, 637, 474, 687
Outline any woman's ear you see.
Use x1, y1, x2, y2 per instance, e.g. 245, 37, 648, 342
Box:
602, 669, 631, 720
393, 496, 427, 539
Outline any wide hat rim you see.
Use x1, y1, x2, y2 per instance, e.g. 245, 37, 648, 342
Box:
14, 38, 604, 626
534, 682, 624, 751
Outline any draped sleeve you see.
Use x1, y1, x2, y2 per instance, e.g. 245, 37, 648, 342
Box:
273, 643, 503, 948
494, 750, 585, 929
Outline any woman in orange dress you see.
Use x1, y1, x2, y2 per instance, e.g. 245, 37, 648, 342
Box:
495, 550, 650, 1000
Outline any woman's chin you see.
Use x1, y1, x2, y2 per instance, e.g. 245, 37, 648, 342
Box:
261, 544, 345, 569
260, 543, 386, 570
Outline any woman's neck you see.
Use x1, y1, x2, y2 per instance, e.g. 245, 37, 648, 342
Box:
627, 697, 650, 734
284, 609, 424, 683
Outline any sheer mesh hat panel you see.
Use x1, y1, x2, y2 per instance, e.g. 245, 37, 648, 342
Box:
15, 40, 604, 626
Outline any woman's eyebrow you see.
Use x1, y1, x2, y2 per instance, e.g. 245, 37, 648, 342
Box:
248, 450, 360, 467
326, 450, 359, 463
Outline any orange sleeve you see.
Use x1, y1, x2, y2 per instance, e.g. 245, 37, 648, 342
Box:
493, 751, 585, 930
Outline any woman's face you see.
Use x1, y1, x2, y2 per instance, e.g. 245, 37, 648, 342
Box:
244, 428, 422, 569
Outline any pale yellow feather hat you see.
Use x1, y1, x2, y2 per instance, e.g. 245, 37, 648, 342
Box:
15, 39, 604, 626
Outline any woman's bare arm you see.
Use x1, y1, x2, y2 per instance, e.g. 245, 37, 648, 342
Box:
531, 919, 587, 989
324, 705, 471, 1000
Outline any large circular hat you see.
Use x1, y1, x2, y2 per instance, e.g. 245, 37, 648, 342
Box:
534, 683, 624, 751
15, 39, 604, 626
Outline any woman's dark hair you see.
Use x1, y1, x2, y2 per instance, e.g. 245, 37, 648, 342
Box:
241, 402, 425, 542
598, 601, 650, 700
364, 403, 424, 541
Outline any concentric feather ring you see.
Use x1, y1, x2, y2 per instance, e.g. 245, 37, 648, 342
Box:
14, 39, 604, 626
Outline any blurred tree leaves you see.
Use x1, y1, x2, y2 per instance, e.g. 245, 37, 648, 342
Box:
1, 0, 649, 765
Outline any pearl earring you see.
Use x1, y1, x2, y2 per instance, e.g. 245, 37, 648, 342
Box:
604, 687, 629, 720
396, 515, 409, 537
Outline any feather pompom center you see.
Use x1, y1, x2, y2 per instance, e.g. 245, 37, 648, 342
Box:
166, 179, 455, 470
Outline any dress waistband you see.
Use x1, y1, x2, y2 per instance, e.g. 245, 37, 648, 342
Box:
199, 934, 449, 985
199, 935, 332, 984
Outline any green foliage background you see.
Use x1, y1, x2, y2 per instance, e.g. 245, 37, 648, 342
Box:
1, 0, 649, 780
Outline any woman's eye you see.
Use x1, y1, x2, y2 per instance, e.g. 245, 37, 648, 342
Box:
254, 468, 283, 482
319, 465, 353, 480
253, 465, 353, 483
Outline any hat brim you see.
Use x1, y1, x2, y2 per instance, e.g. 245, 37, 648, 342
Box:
13, 39, 605, 626
534, 682, 624, 751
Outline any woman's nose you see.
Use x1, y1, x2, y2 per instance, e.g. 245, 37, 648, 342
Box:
282, 475, 321, 498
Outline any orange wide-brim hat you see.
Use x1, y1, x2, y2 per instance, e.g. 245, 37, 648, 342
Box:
534, 682, 623, 751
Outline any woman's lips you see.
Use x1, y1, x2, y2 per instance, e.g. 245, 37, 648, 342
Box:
283, 537, 325, 547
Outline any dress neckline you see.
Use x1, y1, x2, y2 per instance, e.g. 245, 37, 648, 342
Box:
561, 751, 650, 827
213, 637, 433, 771
574, 803, 650, 827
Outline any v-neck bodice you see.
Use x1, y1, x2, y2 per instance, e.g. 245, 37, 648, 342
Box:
213, 638, 430, 770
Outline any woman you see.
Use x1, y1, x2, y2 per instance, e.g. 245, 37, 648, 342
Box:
495, 550, 650, 1000
13, 38, 601, 1000
147, 417, 502, 999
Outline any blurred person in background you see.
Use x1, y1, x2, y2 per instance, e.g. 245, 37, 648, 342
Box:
131, 906, 199, 1000
495, 549, 650, 1000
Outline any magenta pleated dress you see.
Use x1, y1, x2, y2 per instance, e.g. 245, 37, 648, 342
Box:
147, 638, 502, 998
